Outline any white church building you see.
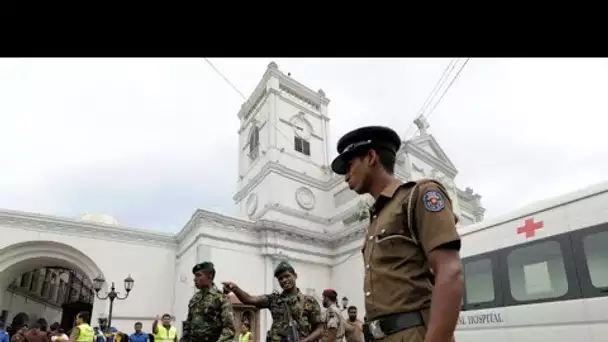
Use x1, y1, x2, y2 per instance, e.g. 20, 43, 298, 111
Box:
0, 62, 484, 341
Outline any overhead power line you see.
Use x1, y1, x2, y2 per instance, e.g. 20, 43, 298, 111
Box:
203, 58, 293, 143
406, 58, 471, 140
204, 58, 248, 99
402, 58, 459, 139
424, 58, 470, 122
416, 59, 458, 119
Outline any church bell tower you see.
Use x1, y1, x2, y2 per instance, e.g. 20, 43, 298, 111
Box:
233, 62, 333, 232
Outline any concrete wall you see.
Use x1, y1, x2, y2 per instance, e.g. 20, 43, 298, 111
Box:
0, 215, 176, 333
1, 290, 63, 326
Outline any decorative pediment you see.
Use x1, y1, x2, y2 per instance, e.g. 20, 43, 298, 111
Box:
402, 134, 458, 179
412, 134, 457, 170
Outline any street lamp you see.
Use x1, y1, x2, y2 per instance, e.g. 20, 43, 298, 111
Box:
341, 296, 349, 310
93, 275, 134, 331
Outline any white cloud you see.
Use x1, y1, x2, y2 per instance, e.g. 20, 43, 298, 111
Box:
1, 58, 606, 230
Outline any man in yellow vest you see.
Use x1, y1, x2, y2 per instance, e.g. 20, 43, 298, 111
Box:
152, 314, 177, 342
237, 322, 251, 342
69, 312, 95, 342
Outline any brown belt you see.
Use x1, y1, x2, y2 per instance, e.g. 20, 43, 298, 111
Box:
363, 311, 424, 340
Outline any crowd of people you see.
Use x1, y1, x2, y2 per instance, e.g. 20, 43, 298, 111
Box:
0, 313, 178, 342
0, 315, 68, 342
0, 305, 361, 342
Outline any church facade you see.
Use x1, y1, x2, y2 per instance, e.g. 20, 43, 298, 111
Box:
0, 62, 484, 341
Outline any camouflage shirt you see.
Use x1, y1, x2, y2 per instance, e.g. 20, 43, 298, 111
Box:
260, 289, 322, 342
181, 286, 236, 342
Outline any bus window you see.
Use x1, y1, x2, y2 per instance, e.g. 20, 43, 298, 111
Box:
464, 258, 495, 304
506, 240, 569, 302
582, 230, 608, 288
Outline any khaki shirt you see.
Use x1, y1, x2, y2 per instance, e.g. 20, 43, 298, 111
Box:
362, 179, 460, 321
323, 304, 345, 341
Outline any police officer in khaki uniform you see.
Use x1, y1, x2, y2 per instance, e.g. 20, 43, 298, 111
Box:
331, 126, 464, 342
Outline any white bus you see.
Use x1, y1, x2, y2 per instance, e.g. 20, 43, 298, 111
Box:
455, 181, 608, 342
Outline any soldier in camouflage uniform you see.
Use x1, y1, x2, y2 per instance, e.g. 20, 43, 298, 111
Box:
223, 261, 324, 342
181, 262, 235, 342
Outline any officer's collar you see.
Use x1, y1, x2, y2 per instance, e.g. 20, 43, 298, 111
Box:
371, 180, 416, 215
378, 179, 406, 198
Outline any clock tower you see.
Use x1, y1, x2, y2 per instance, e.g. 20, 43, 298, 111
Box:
291, 115, 312, 142
233, 62, 333, 232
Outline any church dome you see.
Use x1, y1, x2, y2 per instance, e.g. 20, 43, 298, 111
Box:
79, 213, 121, 226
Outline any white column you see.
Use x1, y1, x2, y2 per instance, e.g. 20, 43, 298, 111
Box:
322, 118, 330, 167
267, 76, 280, 149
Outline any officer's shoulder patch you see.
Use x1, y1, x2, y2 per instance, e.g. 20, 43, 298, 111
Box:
422, 189, 445, 212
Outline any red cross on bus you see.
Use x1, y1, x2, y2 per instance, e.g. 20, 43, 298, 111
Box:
517, 218, 544, 238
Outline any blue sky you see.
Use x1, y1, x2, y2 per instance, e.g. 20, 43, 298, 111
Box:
1, 58, 607, 232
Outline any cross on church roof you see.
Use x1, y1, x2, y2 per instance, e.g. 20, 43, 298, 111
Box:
413, 115, 430, 135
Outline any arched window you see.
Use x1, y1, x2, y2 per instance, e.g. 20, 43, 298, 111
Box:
249, 126, 260, 160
